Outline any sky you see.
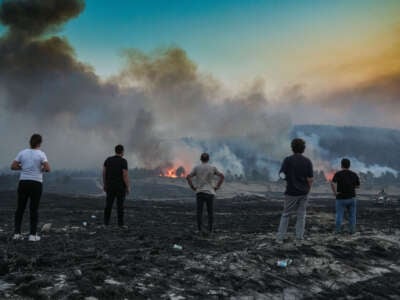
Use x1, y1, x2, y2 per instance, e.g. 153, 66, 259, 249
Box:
58, 0, 400, 92
0, 0, 399, 170
0, 0, 399, 94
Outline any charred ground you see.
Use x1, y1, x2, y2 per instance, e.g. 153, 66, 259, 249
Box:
0, 191, 399, 299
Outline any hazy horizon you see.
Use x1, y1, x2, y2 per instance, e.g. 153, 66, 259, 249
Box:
1, 0, 399, 172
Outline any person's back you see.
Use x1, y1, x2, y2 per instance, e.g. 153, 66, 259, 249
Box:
16, 148, 48, 182
331, 158, 360, 234
11, 134, 50, 242
104, 155, 127, 190
277, 138, 313, 244
191, 163, 219, 195
281, 154, 313, 196
103, 145, 130, 228
187, 153, 224, 234
333, 169, 359, 199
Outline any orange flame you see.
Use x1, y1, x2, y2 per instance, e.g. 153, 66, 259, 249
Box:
324, 171, 335, 182
159, 165, 187, 178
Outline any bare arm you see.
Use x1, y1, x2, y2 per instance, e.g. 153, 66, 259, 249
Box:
330, 181, 337, 196
307, 177, 314, 189
214, 171, 225, 191
11, 160, 21, 171
42, 161, 51, 172
186, 174, 196, 191
123, 169, 130, 194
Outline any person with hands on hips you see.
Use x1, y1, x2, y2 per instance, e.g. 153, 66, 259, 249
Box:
186, 153, 224, 235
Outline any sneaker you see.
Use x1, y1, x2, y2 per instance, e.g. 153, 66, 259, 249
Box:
28, 234, 41, 242
13, 233, 24, 241
119, 225, 128, 230
275, 238, 284, 245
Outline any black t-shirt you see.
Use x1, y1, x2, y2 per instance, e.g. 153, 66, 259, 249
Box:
104, 155, 128, 189
280, 154, 313, 196
332, 169, 360, 199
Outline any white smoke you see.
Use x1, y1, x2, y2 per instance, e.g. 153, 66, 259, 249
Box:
297, 131, 399, 178
331, 157, 398, 178
212, 145, 245, 177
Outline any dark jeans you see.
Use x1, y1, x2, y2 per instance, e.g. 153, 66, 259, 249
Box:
104, 187, 125, 226
15, 180, 43, 235
196, 192, 214, 232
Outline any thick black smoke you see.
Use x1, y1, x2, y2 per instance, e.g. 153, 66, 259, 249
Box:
0, 0, 292, 175
116, 48, 292, 176
0, 0, 84, 36
0, 0, 141, 167
0, 0, 118, 119
128, 109, 172, 168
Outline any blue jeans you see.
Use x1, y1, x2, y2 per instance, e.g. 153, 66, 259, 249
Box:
335, 198, 356, 233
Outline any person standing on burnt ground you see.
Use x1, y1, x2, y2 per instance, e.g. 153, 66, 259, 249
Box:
187, 153, 224, 236
11, 134, 51, 242
277, 138, 314, 245
103, 144, 131, 229
330, 158, 360, 234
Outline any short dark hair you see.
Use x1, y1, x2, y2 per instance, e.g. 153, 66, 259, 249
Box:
115, 144, 124, 154
200, 153, 210, 162
341, 158, 350, 169
291, 138, 306, 154
30, 134, 42, 148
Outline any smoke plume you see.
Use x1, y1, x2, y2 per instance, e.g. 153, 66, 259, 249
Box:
0, 0, 291, 177
294, 126, 399, 179
0, 0, 84, 36
1, 0, 397, 179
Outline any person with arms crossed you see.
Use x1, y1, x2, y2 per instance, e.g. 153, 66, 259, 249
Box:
330, 158, 360, 234
11, 134, 51, 241
187, 153, 224, 236
103, 144, 130, 228
277, 138, 313, 245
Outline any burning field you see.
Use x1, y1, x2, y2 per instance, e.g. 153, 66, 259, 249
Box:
0, 1, 399, 298
0, 190, 399, 299
159, 165, 187, 179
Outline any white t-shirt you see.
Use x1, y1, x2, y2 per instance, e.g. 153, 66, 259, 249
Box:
15, 149, 48, 183
189, 163, 221, 195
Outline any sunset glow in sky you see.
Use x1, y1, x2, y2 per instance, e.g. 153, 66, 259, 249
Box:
0, 0, 399, 131
0, 0, 399, 170
53, 0, 400, 93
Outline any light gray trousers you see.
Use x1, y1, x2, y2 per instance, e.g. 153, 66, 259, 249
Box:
277, 194, 309, 240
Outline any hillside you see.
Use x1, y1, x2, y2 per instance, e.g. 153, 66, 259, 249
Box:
293, 125, 400, 171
